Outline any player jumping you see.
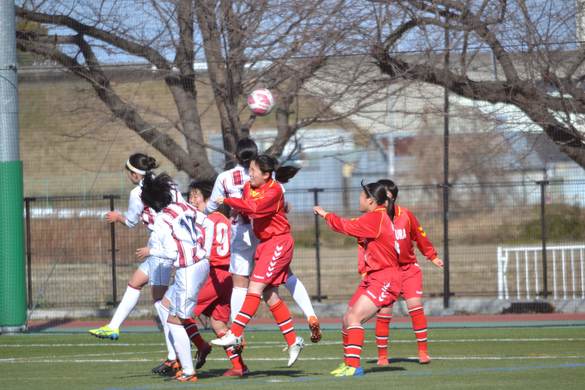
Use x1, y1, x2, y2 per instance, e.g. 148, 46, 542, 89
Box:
211, 155, 305, 367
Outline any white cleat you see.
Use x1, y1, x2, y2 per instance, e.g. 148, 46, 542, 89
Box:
287, 336, 304, 367
210, 330, 242, 347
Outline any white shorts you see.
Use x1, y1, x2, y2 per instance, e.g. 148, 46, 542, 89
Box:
138, 256, 173, 286
165, 259, 210, 319
229, 223, 258, 277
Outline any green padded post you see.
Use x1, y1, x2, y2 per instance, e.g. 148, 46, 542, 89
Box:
0, 2, 26, 332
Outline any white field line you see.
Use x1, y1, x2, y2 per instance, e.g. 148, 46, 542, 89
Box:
2, 355, 585, 364
2, 337, 585, 348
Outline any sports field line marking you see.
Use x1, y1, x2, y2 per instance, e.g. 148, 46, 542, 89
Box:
2, 337, 585, 348
2, 355, 585, 364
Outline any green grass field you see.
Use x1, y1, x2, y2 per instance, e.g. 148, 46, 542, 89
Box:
2, 326, 585, 389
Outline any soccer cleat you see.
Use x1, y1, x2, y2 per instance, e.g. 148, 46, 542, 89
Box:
195, 343, 212, 369
175, 372, 198, 382
287, 336, 304, 367
377, 357, 390, 366
211, 330, 242, 347
88, 325, 119, 340
308, 316, 322, 343
152, 359, 181, 376
333, 365, 364, 377
222, 365, 250, 377
330, 362, 347, 375
418, 350, 431, 364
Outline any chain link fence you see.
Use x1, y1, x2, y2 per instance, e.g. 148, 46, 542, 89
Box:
24, 180, 585, 311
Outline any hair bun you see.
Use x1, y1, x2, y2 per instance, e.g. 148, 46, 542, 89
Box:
146, 157, 159, 170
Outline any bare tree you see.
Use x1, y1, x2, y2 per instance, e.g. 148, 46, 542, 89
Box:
15, 0, 368, 180
367, 0, 585, 170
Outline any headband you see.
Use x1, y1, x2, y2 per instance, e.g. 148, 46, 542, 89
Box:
126, 159, 146, 175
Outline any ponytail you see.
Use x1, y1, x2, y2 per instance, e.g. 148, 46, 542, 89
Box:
377, 179, 398, 221
253, 154, 300, 184
361, 180, 388, 206
141, 172, 173, 212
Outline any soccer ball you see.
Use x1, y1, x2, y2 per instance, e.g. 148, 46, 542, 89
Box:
247, 88, 274, 116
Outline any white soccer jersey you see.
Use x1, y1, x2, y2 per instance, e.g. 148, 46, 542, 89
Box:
149, 202, 214, 268
124, 180, 184, 232
206, 165, 249, 224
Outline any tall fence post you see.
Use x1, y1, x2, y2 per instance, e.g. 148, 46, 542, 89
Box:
537, 180, 549, 299
309, 188, 325, 302
24, 197, 34, 309
104, 195, 118, 306
442, 21, 451, 309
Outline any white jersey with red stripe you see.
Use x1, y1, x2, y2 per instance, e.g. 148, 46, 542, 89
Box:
206, 164, 249, 225
124, 180, 184, 232
149, 202, 214, 268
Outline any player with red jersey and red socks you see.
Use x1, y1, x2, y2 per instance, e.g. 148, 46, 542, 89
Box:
184, 180, 249, 377
374, 179, 444, 365
314, 181, 401, 377
207, 138, 321, 343
211, 155, 305, 368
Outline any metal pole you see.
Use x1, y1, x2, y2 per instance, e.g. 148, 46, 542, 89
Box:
106, 195, 118, 305
538, 180, 549, 298
25, 197, 33, 310
442, 21, 451, 309
309, 188, 325, 302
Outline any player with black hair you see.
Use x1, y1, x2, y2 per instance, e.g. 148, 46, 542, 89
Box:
314, 181, 401, 377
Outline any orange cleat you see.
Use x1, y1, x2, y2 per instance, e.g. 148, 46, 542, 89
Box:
418, 350, 431, 364
222, 365, 250, 377
308, 316, 322, 343
175, 373, 198, 382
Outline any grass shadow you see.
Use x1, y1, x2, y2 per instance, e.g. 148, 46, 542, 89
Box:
366, 357, 420, 365
27, 318, 74, 332
197, 368, 310, 379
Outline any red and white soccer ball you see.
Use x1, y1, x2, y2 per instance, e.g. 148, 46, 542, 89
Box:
247, 88, 274, 116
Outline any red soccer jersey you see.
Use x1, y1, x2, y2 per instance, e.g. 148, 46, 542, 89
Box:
207, 211, 231, 268
224, 179, 290, 241
393, 205, 438, 264
325, 207, 399, 274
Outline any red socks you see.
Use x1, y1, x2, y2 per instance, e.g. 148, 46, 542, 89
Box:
375, 313, 392, 359
217, 330, 245, 370
182, 318, 207, 350
269, 299, 297, 346
409, 306, 428, 352
344, 325, 364, 368
232, 293, 261, 337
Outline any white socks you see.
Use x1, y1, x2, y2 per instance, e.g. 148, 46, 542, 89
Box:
108, 285, 141, 329
168, 322, 194, 375
285, 274, 316, 319
154, 300, 176, 361
230, 287, 248, 322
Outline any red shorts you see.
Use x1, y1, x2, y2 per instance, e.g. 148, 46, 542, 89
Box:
193, 265, 232, 323
250, 233, 294, 286
400, 262, 423, 300
348, 268, 400, 308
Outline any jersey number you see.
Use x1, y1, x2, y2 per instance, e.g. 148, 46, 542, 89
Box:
232, 170, 243, 186
180, 215, 206, 260
215, 222, 230, 257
